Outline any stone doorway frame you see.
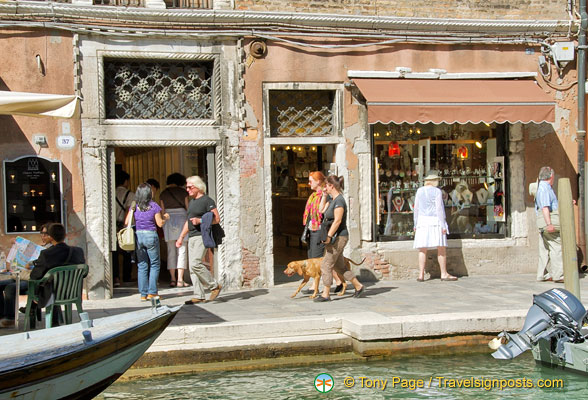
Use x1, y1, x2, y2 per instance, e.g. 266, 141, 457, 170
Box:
261, 82, 346, 285
89, 139, 224, 298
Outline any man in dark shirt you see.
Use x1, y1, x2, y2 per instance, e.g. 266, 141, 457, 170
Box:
0, 223, 85, 328
29, 224, 85, 281
176, 176, 222, 304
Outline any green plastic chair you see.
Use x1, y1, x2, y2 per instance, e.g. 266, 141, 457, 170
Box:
24, 264, 88, 331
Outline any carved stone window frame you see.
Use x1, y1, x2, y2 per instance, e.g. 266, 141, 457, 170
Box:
97, 51, 221, 126
262, 82, 343, 138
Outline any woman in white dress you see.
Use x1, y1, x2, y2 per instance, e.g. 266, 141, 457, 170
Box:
159, 173, 190, 287
413, 170, 458, 282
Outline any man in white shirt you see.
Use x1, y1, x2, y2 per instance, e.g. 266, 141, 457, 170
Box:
535, 166, 562, 283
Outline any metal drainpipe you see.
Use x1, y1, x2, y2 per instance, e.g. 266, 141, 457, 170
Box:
580, 0, 588, 263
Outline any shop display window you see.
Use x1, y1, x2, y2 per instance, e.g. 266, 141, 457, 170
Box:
3, 156, 63, 234
372, 123, 508, 241
271, 145, 333, 198
271, 145, 334, 245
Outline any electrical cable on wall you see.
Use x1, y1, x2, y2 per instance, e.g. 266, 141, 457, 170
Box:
0, 19, 575, 47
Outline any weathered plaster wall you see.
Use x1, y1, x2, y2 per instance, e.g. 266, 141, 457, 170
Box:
239, 132, 265, 287
235, 0, 568, 20
242, 37, 578, 279
0, 28, 85, 252
244, 41, 554, 125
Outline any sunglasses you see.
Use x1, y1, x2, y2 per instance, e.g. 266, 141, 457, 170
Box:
186, 185, 196, 190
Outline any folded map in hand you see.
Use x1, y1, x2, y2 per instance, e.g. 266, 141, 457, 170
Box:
6, 236, 44, 270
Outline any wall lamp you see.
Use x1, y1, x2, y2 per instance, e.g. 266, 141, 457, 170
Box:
36, 54, 45, 76
475, 138, 488, 149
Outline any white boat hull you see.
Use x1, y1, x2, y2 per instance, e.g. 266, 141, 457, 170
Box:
0, 304, 180, 399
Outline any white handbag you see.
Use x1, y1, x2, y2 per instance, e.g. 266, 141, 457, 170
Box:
117, 204, 136, 251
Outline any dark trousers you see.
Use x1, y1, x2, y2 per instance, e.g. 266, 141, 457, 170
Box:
307, 230, 326, 259
112, 247, 133, 282
0, 279, 28, 320
1, 279, 63, 326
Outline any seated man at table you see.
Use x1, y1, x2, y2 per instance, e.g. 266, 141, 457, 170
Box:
0, 223, 85, 328
0, 224, 52, 328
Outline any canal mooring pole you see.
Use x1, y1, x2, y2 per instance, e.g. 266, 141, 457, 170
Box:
558, 178, 581, 300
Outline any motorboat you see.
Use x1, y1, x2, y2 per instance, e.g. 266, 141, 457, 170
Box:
0, 301, 181, 399
490, 288, 588, 373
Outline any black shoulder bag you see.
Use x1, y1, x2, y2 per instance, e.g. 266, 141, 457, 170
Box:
301, 219, 311, 244
319, 217, 334, 243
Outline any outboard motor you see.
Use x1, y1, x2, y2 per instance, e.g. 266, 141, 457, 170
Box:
491, 288, 587, 360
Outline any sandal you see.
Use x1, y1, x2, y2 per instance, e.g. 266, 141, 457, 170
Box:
170, 280, 177, 287
440, 275, 458, 281
177, 281, 190, 287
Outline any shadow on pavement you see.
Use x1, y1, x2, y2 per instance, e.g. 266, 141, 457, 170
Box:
177, 305, 226, 324
363, 285, 397, 296
210, 289, 270, 303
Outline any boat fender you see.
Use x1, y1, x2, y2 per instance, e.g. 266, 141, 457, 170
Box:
488, 336, 507, 350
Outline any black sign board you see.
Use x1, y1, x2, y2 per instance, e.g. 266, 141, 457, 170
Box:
3, 156, 63, 234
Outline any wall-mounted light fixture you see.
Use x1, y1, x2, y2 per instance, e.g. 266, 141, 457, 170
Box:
33, 134, 48, 148
36, 54, 45, 76
475, 138, 488, 149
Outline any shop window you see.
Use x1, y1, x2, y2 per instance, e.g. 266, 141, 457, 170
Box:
3, 156, 63, 234
271, 145, 332, 197
103, 59, 214, 120
373, 123, 508, 241
268, 90, 335, 137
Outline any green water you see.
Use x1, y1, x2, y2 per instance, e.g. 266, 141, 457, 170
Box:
98, 352, 588, 399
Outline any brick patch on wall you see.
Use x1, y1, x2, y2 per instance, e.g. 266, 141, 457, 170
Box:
234, 0, 565, 20
242, 247, 260, 287
239, 139, 259, 179
360, 251, 391, 279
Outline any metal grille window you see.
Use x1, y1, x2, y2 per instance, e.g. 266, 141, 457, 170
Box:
104, 59, 214, 120
269, 90, 335, 137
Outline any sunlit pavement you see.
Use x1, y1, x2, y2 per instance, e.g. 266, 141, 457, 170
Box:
4, 274, 587, 362
83, 273, 586, 324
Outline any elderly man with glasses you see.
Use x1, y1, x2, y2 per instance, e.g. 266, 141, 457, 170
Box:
176, 176, 223, 304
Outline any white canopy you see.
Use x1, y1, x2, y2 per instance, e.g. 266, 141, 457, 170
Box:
0, 90, 79, 118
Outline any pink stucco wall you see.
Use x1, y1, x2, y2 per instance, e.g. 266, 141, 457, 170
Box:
0, 28, 84, 252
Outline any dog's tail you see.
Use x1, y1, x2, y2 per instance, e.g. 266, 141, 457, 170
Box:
345, 257, 366, 266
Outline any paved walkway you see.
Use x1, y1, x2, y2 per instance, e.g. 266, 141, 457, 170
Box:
84, 273, 587, 324
4, 273, 587, 374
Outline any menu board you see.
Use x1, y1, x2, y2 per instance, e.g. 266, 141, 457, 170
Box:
3, 156, 63, 234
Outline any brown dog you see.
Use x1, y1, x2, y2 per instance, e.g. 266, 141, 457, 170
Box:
283, 257, 366, 299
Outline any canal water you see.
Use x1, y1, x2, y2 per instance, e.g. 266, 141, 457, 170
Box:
98, 352, 587, 399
